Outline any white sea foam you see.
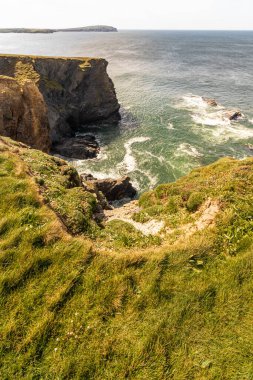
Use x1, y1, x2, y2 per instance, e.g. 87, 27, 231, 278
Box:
211, 124, 253, 140
178, 94, 253, 142
137, 169, 158, 188
144, 151, 165, 164
121, 136, 151, 172
167, 122, 175, 130
180, 94, 209, 110
82, 170, 119, 180
96, 148, 108, 161
175, 143, 203, 158
192, 112, 231, 127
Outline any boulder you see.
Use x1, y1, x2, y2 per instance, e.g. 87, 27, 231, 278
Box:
81, 174, 137, 202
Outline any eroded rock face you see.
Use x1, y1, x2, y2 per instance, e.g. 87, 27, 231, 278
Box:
81, 174, 137, 202
0, 55, 120, 144
0, 76, 50, 152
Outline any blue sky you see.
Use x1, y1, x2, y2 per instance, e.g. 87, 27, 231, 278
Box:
0, 0, 252, 30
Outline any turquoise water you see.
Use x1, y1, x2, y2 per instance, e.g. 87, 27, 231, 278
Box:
1, 30, 253, 191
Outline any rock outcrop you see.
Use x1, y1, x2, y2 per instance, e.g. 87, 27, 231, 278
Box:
81, 174, 137, 202
0, 54, 120, 149
0, 76, 50, 152
53, 135, 99, 159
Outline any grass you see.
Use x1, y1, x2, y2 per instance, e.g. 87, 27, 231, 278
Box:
0, 138, 253, 379
20, 147, 99, 236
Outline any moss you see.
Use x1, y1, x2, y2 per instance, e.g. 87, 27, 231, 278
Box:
41, 77, 64, 90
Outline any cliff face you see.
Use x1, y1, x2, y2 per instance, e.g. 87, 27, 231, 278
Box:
0, 76, 50, 152
0, 54, 120, 144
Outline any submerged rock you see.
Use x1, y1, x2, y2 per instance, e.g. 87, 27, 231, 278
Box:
226, 111, 243, 121
0, 75, 50, 152
202, 97, 218, 107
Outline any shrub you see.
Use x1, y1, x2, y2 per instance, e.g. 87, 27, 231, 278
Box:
186, 192, 204, 212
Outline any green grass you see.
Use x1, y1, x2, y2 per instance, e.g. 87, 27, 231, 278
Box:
96, 219, 162, 249
21, 148, 99, 236
0, 138, 253, 379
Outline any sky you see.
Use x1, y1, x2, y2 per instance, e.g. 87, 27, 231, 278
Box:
0, 0, 252, 30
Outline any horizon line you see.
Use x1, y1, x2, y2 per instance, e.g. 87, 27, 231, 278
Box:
1, 27, 253, 32
118, 28, 253, 31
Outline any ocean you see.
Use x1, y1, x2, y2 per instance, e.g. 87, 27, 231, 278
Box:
1, 30, 253, 192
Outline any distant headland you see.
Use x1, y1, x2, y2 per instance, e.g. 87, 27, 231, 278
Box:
0, 25, 118, 34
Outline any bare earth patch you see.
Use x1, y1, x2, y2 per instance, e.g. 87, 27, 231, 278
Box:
166, 198, 220, 239
104, 198, 220, 238
104, 200, 165, 236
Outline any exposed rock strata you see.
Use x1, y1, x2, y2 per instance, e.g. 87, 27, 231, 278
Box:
0, 76, 50, 152
0, 54, 120, 151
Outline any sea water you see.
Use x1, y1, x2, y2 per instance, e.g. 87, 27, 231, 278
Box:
1, 30, 253, 191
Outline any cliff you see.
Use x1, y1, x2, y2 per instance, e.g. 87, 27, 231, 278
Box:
0, 76, 50, 152
0, 54, 120, 147
0, 136, 252, 379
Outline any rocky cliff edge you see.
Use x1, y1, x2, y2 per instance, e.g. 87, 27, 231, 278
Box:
0, 54, 120, 150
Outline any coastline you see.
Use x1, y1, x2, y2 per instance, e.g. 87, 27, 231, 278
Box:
0, 25, 118, 34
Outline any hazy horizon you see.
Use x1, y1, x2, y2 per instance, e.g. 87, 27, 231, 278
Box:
0, 0, 252, 31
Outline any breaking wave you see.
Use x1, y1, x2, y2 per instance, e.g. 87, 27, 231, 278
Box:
175, 143, 203, 158
120, 136, 151, 172
167, 122, 175, 130
176, 94, 253, 141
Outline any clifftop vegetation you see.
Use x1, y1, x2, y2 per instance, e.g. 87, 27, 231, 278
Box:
0, 136, 252, 379
0, 26, 118, 34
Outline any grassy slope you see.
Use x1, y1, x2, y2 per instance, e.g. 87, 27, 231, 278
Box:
0, 137, 253, 379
